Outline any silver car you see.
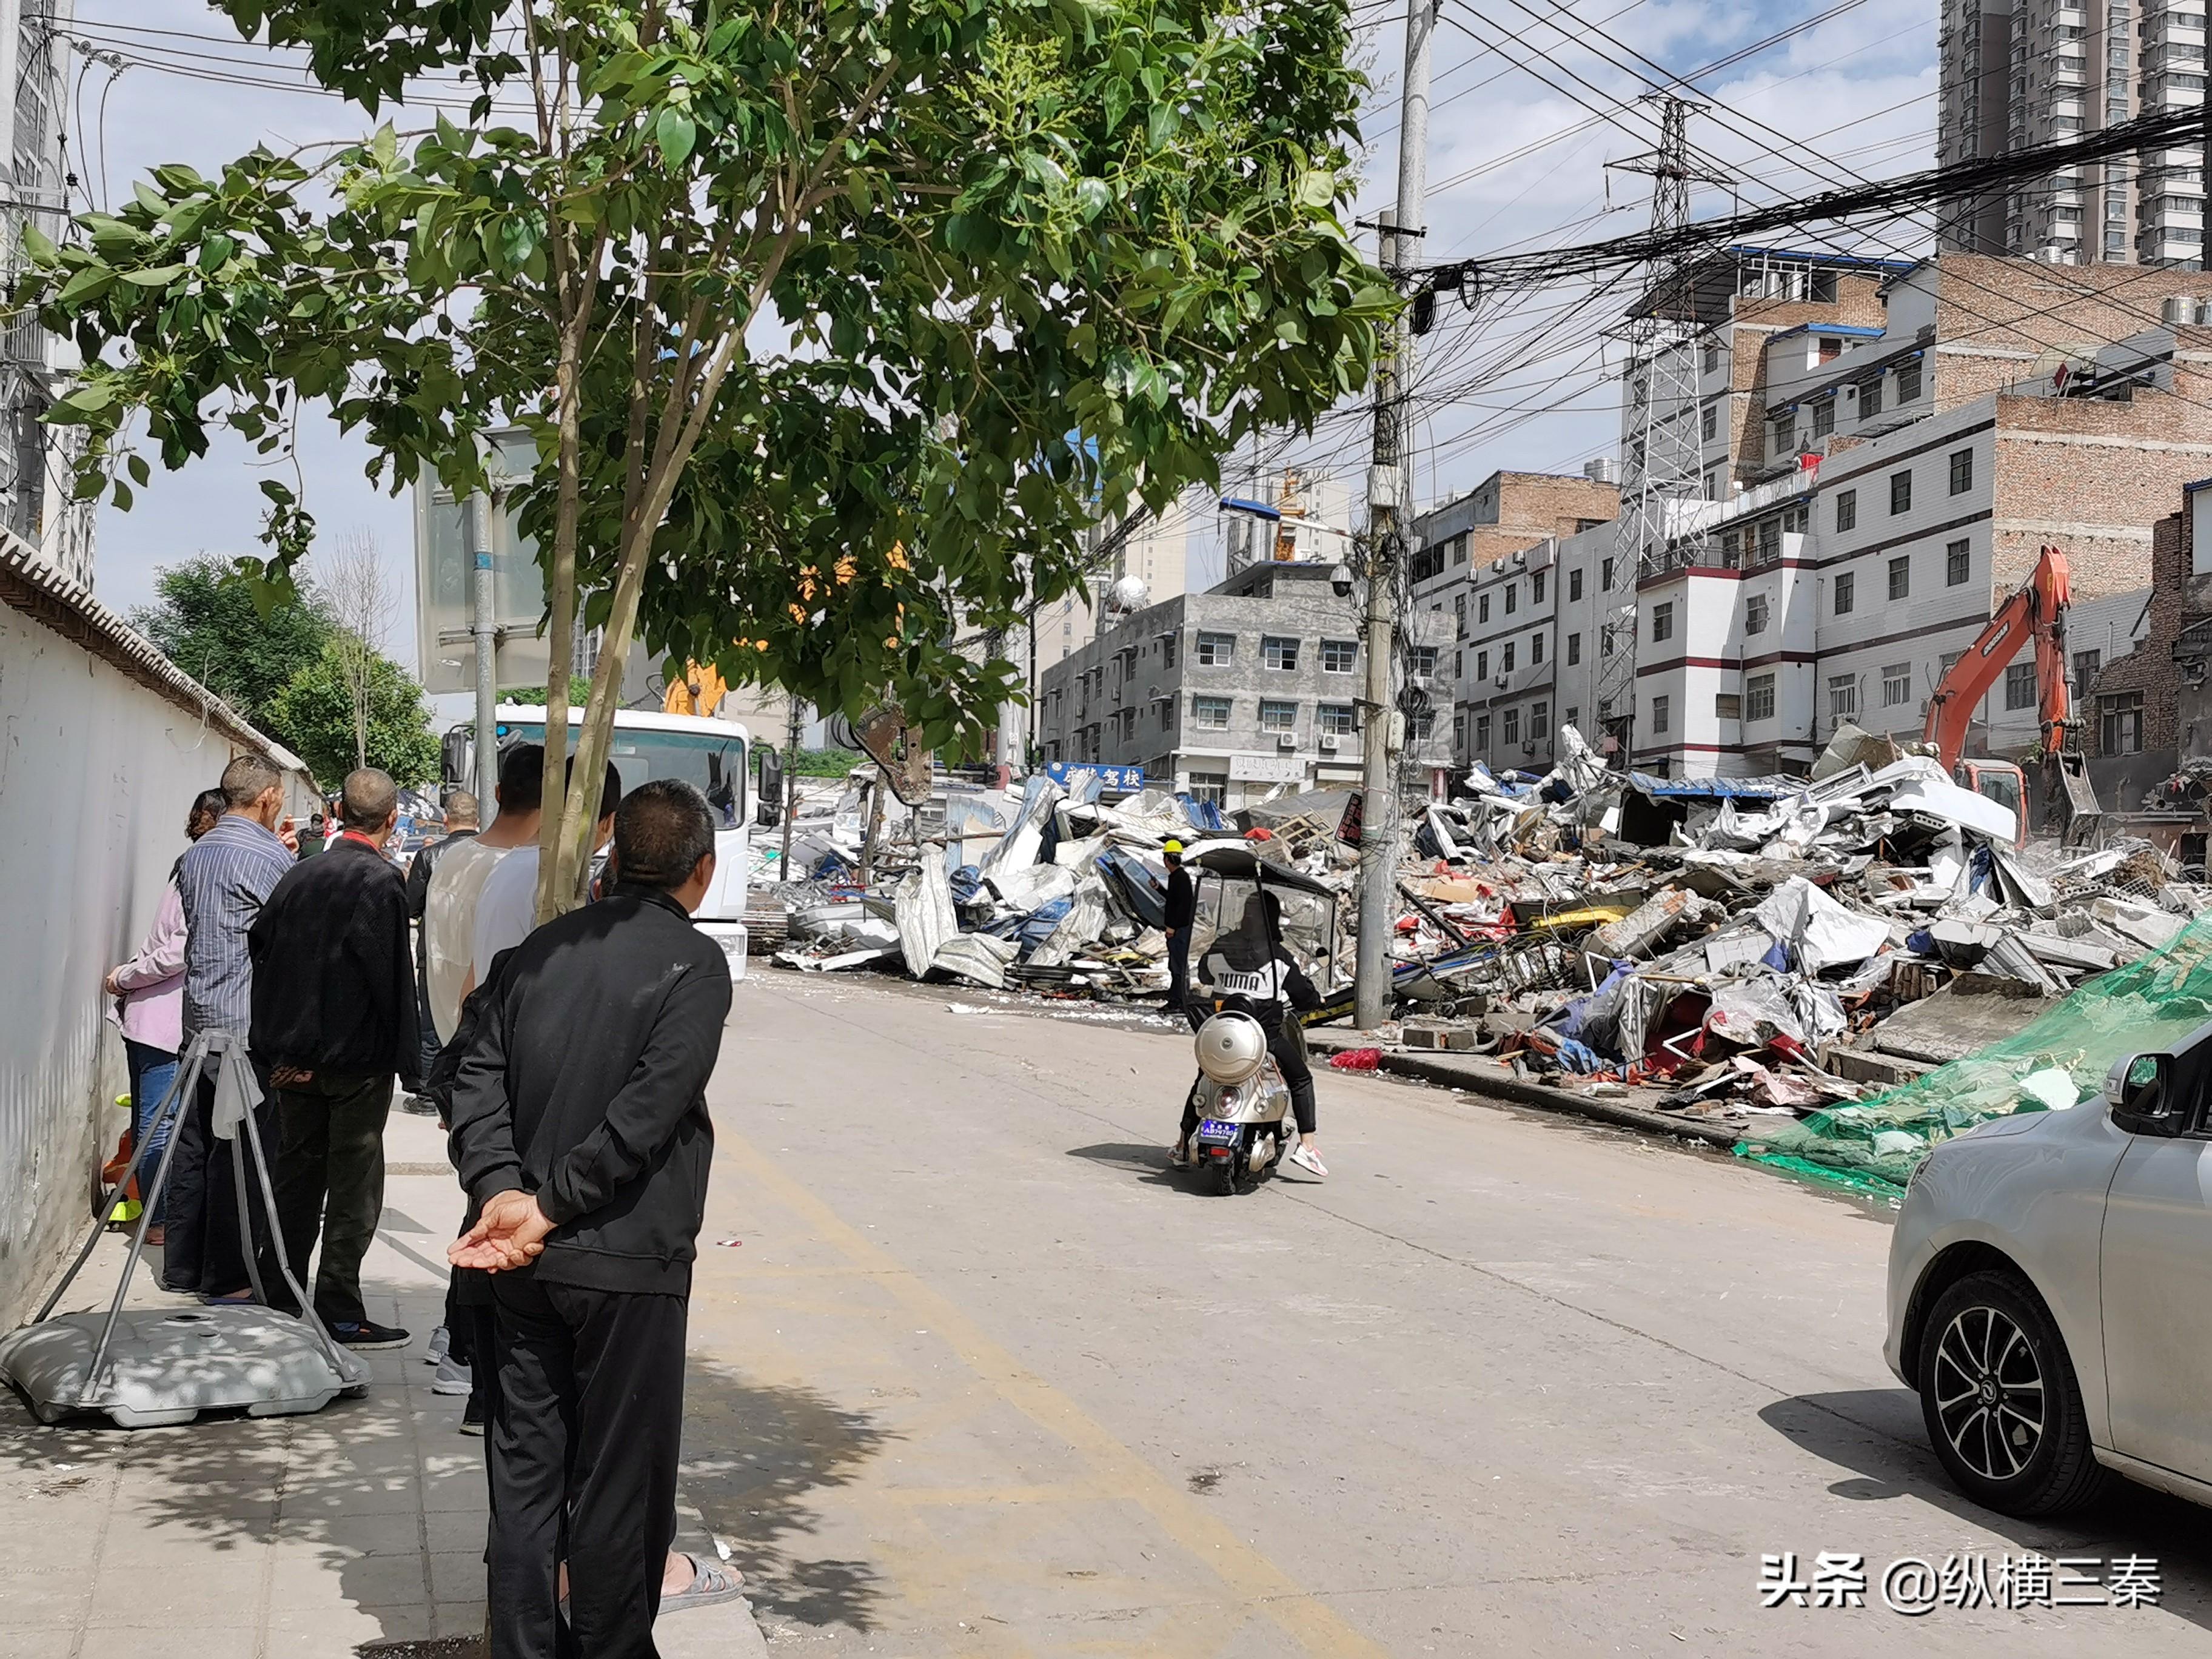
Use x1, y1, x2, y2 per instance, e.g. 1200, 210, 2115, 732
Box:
1885, 1044, 2211, 1516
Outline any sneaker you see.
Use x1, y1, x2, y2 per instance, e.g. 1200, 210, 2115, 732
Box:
399, 1093, 440, 1118
1287, 1144, 1329, 1178
431, 1356, 472, 1396
460, 1395, 486, 1436
424, 1326, 451, 1367
330, 1320, 411, 1351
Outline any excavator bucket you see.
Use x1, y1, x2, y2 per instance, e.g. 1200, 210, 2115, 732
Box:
2051, 751, 2103, 848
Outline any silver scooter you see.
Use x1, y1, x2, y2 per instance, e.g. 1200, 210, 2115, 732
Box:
1187, 997, 1294, 1195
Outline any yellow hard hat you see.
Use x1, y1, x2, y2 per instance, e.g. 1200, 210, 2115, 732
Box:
1163, 839, 1184, 855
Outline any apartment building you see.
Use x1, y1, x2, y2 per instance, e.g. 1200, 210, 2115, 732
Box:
1937, 0, 2207, 267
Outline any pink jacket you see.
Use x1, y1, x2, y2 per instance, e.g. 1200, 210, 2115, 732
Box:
109, 875, 187, 1054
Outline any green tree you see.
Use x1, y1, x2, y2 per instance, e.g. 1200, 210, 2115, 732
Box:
132, 554, 335, 731
267, 641, 442, 790
22, 0, 1389, 919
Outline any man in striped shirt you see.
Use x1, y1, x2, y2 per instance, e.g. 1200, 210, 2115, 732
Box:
162, 752, 298, 1298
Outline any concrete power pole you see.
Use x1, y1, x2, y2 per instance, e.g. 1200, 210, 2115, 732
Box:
1597, 96, 1724, 771
1354, 0, 1435, 1030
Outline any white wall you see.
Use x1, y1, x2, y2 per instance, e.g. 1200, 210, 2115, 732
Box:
0, 602, 264, 1326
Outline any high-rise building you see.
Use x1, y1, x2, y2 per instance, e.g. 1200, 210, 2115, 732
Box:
1939, 0, 2207, 268
0, 0, 93, 585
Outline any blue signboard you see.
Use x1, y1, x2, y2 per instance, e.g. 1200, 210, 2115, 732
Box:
1045, 761, 1145, 793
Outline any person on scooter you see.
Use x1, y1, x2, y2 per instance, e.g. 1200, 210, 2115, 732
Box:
1171, 891, 1327, 1177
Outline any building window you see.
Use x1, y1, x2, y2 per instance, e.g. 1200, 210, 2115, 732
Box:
1475, 649, 1489, 680
1453, 593, 1466, 639
1262, 635, 1300, 672
1503, 706, 1521, 746
1835, 489, 1857, 532
1191, 694, 1231, 730
1703, 341, 1720, 373
1196, 631, 1234, 666
1320, 638, 1356, 673
1772, 411, 1795, 454
1746, 672, 1776, 722
1412, 645, 1439, 675
1530, 701, 1550, 742
1888, 554, 1911, 600
1651, 694, 1671, 736
1601, 627, 1615, 657
2102, 691, 2143, 753
1883, 663, 1912, 706
1890, 470, 1912, 514
2073, 648, 2102, 692
1318, 702, 1357, 737
1566, 632, 1581, 665
1454, 648, 1463, 679
1532, 632, 1545, 665
1504, 583, 1518, 615
1834, 571, 1855, 615
1946, 539, 1970, 586
1829, 675, 1858, 722
1565, 705, 1580, 730
2004, 661, 2036, 711
1651, 601, 1675, 643
1452, 535, 1469, 565
1501, 642, 1516, 673
1601, 556, 1615, 591
1162, 635, 1177, 669
1701, 403, 1718, 441
1948, 447, 1974, 495
1861, 376, 1884, 417
1186, 772, 1228, 808
1715, 692, 1742, 720
1478, 593, 1491, 624
1746, 593, 1769, 635
1897, 362, 1923, 404
1258, 699, 1298, 733
1811, 397, 1834, 440
1569, 568, 1584, 602
1475, 713, 1492, 749
1818, 336, 1842, 362
1757, 517, 1781, 565
1532, 571, 1547, 605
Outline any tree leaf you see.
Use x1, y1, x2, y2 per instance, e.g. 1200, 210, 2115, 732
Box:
655, 107, 697, 169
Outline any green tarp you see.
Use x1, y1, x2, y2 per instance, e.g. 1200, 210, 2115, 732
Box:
1738, 912, 2212, 1193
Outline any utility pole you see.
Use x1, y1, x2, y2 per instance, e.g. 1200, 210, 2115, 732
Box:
780, 694, 802, 882
465, 491, 500, 810
1598, 96, 1724, 774
1354, 0, 1435, 1030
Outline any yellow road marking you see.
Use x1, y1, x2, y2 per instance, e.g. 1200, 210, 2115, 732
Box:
717, 1128, 1394, 1659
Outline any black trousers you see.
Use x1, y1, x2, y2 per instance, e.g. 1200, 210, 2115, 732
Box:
161, 1067, 278, 1297
262, 1071, 393, 1327
1164, 927, 1193, 1008
489, 1273, 687, 1659
1180, 1021, 1318, 1138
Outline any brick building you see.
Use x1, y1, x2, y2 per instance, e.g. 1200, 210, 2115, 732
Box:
2088, 481, 2212, 809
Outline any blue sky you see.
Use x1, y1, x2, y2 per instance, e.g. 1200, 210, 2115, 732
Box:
79, 0, 1936, 653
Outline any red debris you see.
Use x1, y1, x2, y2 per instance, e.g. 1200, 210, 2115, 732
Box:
1330, 1047, 1384, 1071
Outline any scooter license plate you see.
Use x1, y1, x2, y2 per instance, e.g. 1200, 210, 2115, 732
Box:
1196, 1119, 1240, 1144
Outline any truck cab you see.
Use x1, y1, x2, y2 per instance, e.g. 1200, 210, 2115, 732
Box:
444, 705, 754, 970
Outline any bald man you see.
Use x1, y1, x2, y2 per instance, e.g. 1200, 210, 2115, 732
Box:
249, 766, 421, 1349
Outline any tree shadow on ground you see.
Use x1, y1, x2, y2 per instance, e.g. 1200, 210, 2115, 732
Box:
1761, 1389, 2212, 1631
0, 1271, 893, 1647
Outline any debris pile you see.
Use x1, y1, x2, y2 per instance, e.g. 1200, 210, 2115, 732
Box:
762, 723, 2211, 1189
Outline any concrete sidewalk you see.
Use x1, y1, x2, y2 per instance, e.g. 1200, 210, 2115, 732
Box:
0, 1106, 767, 1658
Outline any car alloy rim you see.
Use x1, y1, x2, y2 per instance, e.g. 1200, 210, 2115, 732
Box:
1932, 1304, 2046, 1481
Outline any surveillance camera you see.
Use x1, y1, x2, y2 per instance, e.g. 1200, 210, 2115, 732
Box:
1329, 562, 1353, 598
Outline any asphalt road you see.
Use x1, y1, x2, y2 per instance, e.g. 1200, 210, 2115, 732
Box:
680, 971, 2212, 1657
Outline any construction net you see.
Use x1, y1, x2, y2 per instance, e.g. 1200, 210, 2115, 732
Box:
1738, 913, 2212, 1195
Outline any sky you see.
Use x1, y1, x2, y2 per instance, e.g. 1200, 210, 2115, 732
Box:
70, 0, 1938, 652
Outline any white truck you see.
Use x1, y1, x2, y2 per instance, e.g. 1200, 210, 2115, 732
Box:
444, 704, 757, 972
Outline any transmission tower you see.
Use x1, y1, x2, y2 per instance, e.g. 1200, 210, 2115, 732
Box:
1597, 96, 1728, 770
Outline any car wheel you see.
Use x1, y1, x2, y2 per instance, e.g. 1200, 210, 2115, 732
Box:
1917, 1270, 2108, 1517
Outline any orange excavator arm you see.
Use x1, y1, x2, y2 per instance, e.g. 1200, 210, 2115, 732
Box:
1921, 544, 2073, 771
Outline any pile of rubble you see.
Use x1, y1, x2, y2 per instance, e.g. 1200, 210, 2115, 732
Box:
768, 769, 1244, 997
1375, 723, 2209, 1184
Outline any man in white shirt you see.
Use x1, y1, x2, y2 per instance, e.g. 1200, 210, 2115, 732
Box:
424, 744, 545, 1044
469, 762, 622, 991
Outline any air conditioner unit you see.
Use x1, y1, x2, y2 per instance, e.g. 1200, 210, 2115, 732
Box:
1319, 734, 1341, 752
1276, 732, 1298, 751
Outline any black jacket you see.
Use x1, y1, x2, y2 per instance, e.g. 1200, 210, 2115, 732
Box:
449, 883, 732, 1295
1164, 867, 1195, 931
249, 836, 420, 1087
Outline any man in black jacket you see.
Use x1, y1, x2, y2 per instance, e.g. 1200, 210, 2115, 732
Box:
449, 779, 734, 1659
1162, 840, 1195, 1012
249, 766, 421, 1348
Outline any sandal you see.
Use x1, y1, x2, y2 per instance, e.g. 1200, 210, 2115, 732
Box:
661, 1555, 746, 1614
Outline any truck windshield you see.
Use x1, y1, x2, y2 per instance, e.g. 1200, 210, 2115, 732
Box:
501, 723, 746, 825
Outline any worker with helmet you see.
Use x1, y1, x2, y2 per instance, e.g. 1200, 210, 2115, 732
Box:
1162, 840, 1195, 1014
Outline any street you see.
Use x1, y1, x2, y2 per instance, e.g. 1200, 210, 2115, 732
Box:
678, 974, 2212, 1656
